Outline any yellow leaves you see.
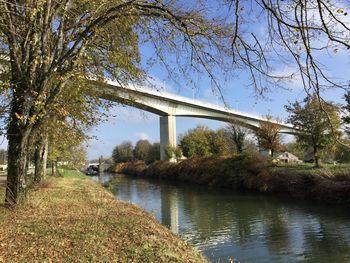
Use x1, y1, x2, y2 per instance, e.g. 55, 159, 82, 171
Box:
336, 8, 348, 16
28, 113, 46, 124
14, 112, 23, 121
34, 99, 43, 108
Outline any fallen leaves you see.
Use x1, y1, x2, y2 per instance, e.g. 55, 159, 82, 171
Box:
0, 177, 206, 262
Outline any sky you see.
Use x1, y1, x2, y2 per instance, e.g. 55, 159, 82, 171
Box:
86, 51, 350, 160
1, 1, 350, 160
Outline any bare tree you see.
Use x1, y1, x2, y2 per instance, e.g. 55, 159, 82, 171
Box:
226, 0, 350, 97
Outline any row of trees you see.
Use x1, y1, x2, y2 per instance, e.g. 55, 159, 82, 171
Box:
0, 141, 87, 173
177, 93, 348, 168
177, 124, 284, 159
178, 126, 257, 158
112, 140, 160, 164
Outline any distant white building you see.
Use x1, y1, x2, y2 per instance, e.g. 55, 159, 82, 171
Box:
273, 152, 302, 164
0, 164, 7, 174
57, 161, 69, 166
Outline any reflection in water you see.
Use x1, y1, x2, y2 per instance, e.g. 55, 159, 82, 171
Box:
95, 173, 350, 263
161, 188, 179, 234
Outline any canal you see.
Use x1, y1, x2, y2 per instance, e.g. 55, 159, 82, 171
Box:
94, 173, 350, 262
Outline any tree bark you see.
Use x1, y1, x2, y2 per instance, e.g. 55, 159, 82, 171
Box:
55, 161, 59, 176
43, 138, 48, 178
4, 75, 35, 205
5, 118, 31, 206
51, 161, 60, 176
34, 136, 48, 183
237, 144, 243, 153
52, 161, 57, 177
5, 81, 32, 205
314, 147, 320, 168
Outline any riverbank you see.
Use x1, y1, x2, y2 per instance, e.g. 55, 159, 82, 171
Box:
0, 171, 206, 262
114, 155, 350, 205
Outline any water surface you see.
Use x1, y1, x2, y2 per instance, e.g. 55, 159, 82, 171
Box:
94, 173, 350, 262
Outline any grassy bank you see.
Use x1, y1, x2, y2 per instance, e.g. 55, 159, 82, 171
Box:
0, 172, 206, 262
115, 155, 350, 205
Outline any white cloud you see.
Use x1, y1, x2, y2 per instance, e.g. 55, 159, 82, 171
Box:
201, 87, 223, 105
105, 105, 158, 124
272, 66, 304, 90
144, 75, 171, 92
135, 132, 151, 141
122, 75, 172, 93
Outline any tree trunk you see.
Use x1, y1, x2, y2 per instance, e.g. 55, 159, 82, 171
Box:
34, 137, 47, 183
43, 138, 48, 178
5, 79, 34, 205
52, 161, 57, 177
314, 147, 320, 168
55, 161, 59, 176
5, 120, 31, 206
236, 141, 243, 153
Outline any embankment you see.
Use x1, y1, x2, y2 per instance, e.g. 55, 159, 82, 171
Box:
113, 155, 350, 205
0, 172, 206, 262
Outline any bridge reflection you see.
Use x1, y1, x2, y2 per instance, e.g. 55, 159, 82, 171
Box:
161, 188, 179, 234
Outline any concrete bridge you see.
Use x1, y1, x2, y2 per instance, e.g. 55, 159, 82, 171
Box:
91, 80, 296, 160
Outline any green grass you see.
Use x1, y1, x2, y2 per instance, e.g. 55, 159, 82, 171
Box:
58, 168, 87, 179
273, 162, 350, 174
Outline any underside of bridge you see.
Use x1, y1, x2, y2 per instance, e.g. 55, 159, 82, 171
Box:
92, 80, 297, 161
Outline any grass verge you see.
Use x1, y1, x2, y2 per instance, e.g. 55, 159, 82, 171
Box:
0, 173, 205, 262
58, 168, 88, 179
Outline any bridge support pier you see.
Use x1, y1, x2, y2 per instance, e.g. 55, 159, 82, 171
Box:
160, 115, 176, 162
